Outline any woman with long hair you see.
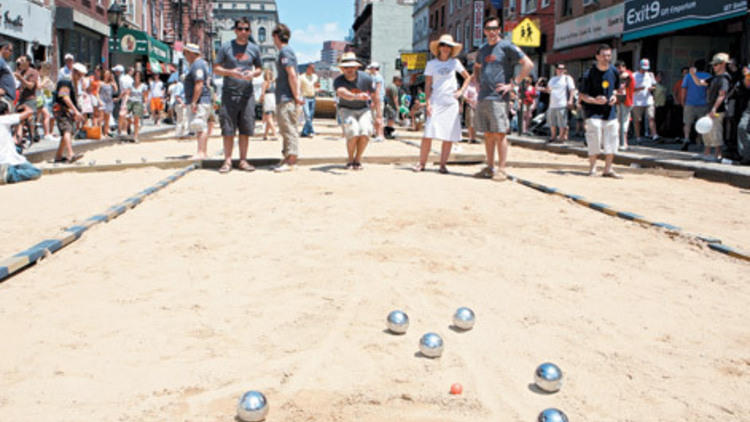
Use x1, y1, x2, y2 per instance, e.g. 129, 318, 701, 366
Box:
260, 68, 277, 140
99, 70, 116, 136
414, 34, 471, 174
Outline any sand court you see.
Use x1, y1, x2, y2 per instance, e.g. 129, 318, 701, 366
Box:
1, 160, 748, 421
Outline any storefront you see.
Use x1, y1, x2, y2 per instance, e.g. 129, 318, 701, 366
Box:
109, 27, 172, 74
0, 2, 53, 63
55, 7, 110, 72
623, 0, 749, 89
548, 3, 626, 81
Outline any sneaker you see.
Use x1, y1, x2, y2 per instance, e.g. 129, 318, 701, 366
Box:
602, 170, 623, 179
373, 136, 384, 143
588, 168, 598, 177
43, 134, 59, 142
273, 163, 296, 173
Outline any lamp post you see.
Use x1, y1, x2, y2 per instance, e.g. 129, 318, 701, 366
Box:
107, 3, 124, 69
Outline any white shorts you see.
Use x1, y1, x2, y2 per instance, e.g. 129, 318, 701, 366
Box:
585, 118, 619, 156
186, 104, 212, 133
339, 107, 374, 139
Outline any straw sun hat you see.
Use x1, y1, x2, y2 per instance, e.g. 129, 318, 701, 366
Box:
429, 34, 462, 58
338, 52, 362, 68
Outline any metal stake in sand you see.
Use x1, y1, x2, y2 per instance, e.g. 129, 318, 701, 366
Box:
386, 310, 409, 334
537, 408, 568, 422
534, 362, 563, 393
237, 390, 269, 422
452, 307, 475, 330
419, 332, 444, 358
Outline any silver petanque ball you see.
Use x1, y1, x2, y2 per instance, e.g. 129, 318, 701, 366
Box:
537, 408, 569, 422
419, 332, 444, 358
452, 307, 476, 330
534, 362, 563, 393
237, 390, 269, 422
386, 310, 409, 334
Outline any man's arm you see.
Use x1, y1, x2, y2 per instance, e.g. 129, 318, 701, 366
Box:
516, 56, 534, 84
286, 65, 303, 105
336, 87, 369, 102
191, 80, 204, 110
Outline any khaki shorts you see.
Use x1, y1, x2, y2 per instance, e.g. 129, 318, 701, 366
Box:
339, 107, 374, 139
702, 112, 724, 147
585, 118, 619, 156
186, 103, 212, 133
547, 107, 568, 128
683, 105, 708, 126
465, 106, 475, 129
475, 100, 510, 134
277, 100, 300, 157
126, 101, 144, 118
631, 105, 654, 121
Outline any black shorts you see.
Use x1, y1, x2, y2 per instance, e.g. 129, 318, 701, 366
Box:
219, 95, 255, 136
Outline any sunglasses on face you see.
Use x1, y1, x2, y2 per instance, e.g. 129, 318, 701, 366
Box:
484, 26, 501, 31
236, 27, 250, 32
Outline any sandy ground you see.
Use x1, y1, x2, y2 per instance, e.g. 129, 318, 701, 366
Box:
1, 163, 748, 421
0, 168, 178, 259
509, 167, 750, 252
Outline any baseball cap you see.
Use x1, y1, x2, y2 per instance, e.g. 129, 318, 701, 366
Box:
710, 53, 730, 65
64, 53, 74, 61
72, 63, 88, 74
639, 58, 650, 70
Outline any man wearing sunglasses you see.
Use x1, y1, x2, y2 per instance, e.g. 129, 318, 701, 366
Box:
214, 17, 263, 173
473, 16, 534, 180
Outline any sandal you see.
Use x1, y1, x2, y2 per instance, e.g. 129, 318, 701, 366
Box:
438, 166, 449, 174
345, 162, 355, 170
69, 153, 84, 164
238, 160, 255, 172
473, 166, 495, 179
353, 161, 363, 170
218, 161, 232, 174
412, 163, 425, 172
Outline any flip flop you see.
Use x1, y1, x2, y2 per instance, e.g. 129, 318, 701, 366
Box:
69, 153, 84, 163
238, 161, 255, 172
438, 167, 449, 174
218, 162, 232, 174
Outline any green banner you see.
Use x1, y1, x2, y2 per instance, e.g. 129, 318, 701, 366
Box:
110, 27, 171, 63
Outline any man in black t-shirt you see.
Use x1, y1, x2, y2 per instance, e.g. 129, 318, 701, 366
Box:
688, 53, 731, 161
579, 44, 620, 178
52, 63, 86, 163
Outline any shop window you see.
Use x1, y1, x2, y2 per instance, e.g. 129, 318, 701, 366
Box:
561, 0, 572, 16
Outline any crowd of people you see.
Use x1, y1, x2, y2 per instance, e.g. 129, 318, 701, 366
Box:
2, 15, 749, 186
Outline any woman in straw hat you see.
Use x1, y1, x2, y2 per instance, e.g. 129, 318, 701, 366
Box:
414, 34, 472, 173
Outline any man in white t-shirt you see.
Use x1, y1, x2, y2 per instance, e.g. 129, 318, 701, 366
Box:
632, 58, 658, 140
299, 64, 319, 137
0, 107, 41, 184
542, 63, 575, 143
366, 63, 386, 142
148, 74, 165, 125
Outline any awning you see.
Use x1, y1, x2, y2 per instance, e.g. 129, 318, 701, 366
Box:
623, 0, 748, 42
546, 43, 600, 65
109, 27, 172, 63
148, 58, 163, 74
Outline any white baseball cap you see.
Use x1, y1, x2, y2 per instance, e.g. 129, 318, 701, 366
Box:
72, 62, 88, 74
64, 53, 74, 61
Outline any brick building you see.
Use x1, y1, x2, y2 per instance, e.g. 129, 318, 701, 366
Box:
163, 0, 214, 68
321, 41, 350, 65
501, 0, 556, 77
53, 0, 111, 71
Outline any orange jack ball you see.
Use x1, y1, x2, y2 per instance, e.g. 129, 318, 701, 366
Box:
450, 383, 463, 395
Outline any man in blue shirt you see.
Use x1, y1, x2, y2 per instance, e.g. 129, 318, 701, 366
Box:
680, 59, 710, 150
0, 41, 16, 113
183, 44, 213, 162
272, 23, 304, 172
580, 44, 621, 178
472, 16, 534, 179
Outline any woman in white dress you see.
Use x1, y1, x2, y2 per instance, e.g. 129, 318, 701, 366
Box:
259, 68, 277, 140
414, 34, 472, 174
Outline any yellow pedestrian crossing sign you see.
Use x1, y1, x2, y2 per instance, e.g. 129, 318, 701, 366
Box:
512, 18, 541, 48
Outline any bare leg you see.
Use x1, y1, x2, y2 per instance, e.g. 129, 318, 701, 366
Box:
603, 154, 614, 174
222, 135, 234, 166
588, 155, 598, 173
496, 133, 508, 171
549, 126, 557, 141
439, 141, 452, 168
484, 133, 497, 169
193, 131, 208, 158
355, 136, 369, 163
133, 117, 140, 141
55, 132, 74, 160
468, 125, 475, 141
649, 116, 657, 138
346, 137, 356, 163
238, 135, 249, 162
633, 116, 642, 140
418, 137, 432, 167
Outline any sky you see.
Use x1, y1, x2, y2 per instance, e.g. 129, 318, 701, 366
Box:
276, 0, 355, 64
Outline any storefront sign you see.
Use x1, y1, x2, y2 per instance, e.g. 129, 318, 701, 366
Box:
400, 52, 428, 71
554, 4, 624, 50
623, 0, 748, 41
473, 1, 484, 48
0, 2, 53, 45
110, 27, 171, 63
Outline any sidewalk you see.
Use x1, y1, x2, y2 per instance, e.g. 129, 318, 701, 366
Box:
504, 132, 750, 189
23, 120, 175, 164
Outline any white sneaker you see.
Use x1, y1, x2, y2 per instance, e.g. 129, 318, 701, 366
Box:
373, 136, 384, 143
44, 134, 59, 142
273, 163, 296, 173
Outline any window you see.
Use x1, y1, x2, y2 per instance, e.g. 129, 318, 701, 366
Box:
259, 27, 266, 43
541, 0, 550, 7
561, 0, 572, 16
522, 0, 536, 14
441, 6, 445, 27
456, 22, 462, 42
449, 0, 454, 15
583, 0, 595, 5
465, 19, 471, 50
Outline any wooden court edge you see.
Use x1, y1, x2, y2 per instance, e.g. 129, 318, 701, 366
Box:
0, 164, 198, 283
